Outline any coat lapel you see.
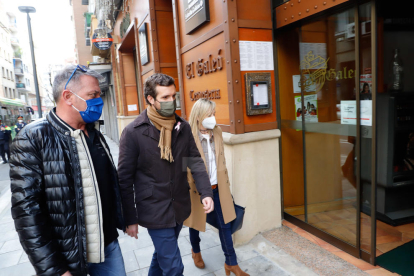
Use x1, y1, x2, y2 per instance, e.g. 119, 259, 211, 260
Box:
213, 127, 221, 168
143, 125, 160, 142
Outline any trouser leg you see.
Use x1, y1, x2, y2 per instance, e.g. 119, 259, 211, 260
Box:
189, 228, 201, 253
148, 223, 184, 276
88, 240, 127, 276
213, 188, 238, 266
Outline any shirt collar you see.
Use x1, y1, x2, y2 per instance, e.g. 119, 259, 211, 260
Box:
198, 131, 214, 141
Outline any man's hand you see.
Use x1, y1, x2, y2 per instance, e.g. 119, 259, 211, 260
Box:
202, 197, 214, 213
126, 224, 139, 239
62, 271, 72, 276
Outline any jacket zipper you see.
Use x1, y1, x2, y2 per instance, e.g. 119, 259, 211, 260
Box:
67, 135, 86, 274
80, 132, 103, 262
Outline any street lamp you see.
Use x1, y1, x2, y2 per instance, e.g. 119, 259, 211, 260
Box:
18, 6, 42, 119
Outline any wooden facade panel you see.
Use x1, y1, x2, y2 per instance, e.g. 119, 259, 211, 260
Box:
277, 28, 305, 207
275, 0, 349, 28
237, 0, 272, 22
177, 0, 224, 48
122, 53, 137, 85
155, 0, 173, 11
125, 86, 140, 116
156, 10, 177, 64
181, 32, 230, 125
238, 28, 277, 129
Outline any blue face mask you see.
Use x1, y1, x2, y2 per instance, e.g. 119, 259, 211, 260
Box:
71, 91, 104, 124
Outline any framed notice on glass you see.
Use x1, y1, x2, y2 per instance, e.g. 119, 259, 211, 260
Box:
184, 0, 210, 34
244, 72, 272, 116
139, 23, 149, 65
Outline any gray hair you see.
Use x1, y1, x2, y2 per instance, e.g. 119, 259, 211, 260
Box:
52, 65, 103, 103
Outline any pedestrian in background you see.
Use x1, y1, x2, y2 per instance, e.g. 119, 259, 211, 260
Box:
14, 116, 26, 134
118, 73, 214, 276
0, 118, 11, 164
185, 98, 249, 276
9, 65, 126, 276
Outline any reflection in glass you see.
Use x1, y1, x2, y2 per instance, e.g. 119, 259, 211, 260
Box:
302, 9, 357, 246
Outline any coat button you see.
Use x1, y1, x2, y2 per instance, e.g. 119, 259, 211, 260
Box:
194, 191, 197, 194
172, 198, 175, 201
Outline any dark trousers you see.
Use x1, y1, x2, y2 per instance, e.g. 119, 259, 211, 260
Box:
0, 142, 9, 162
189, 188, 238, 266
147, 223, 184, 276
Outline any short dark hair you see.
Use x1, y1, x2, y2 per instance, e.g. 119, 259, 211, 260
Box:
144, 73, 175, 105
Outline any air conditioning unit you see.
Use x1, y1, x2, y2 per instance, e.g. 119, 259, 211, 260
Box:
86, 38, 91, 46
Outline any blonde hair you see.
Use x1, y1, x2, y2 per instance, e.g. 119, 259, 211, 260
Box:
189, 99, 216, 138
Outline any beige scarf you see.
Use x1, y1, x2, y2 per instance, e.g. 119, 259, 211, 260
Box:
147, 106, 176, 163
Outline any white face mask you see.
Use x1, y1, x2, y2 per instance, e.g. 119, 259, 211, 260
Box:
18, 120, 23, 123
202, 116, 216, 130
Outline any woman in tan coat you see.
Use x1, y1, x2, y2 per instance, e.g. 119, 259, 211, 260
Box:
184, 99, 249, 276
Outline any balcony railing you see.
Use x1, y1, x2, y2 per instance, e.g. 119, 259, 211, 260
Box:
14, 68, 24, 75
16, 83, 26, 89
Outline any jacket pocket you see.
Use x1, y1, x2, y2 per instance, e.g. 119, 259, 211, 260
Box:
135, 186, 153, 202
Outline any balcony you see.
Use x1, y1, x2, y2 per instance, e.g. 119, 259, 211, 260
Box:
11, 37, 19, 46
16, 83, 26, 89
14, 68, 24, 76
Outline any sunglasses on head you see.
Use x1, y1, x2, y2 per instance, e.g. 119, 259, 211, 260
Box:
65, 65, 88, 89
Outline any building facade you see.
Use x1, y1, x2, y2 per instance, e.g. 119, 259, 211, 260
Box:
81, 0, 413, 268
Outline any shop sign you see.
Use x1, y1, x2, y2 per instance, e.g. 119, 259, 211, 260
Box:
139, 23, 149, 65
189, 89, 221, 101
299, 51, 355, 93
186, 49, 223, 79
184, 0, 210, 34
92, 32, 113, 50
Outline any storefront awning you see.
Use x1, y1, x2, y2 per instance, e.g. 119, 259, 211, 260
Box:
31, 105, 47, 111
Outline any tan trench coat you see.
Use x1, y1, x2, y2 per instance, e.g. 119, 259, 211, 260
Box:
184, 126, 236, 232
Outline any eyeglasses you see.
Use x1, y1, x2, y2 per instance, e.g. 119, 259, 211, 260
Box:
64, 65, 88, 89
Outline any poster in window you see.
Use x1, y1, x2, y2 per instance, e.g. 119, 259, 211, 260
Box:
139, 23, 149, 65
295, 94, 318, 122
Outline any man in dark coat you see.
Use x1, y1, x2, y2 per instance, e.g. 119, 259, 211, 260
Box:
118, 73, 214, 276
9, 65, 126, 276
0, 119, 12, 164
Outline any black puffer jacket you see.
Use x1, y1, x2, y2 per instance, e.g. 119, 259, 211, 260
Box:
9, 109, 125, 276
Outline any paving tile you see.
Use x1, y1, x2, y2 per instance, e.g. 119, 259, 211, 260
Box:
365, 268, 400, 276
0, 230, 18, 243
201, 273, 215, 276
19, 252, 29, 264
282, 220, 298, 230
119, 233, 153, 253
178, 236, 192, 257
183, 245, 224, 276
134, 245, 155, 269
185, 230, 221, 251
0, 221, 15, 233
214, 256, 289, 276
0, 250, 23, 269
0, 239, 22, 254
127, 267, 149, 276
179, 226, 189, 238
234, 243, 260, 262
0, 261, 36, 276
332, 251, 376, 271
122, 250, 140, 273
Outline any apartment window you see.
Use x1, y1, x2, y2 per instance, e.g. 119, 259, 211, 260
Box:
1, 67, 4, 78
9, 88, 12, 98
3, 87, 6, 98
6, 69, 9, 79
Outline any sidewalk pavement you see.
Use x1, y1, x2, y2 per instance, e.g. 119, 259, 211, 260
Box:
0, 135, 317, 275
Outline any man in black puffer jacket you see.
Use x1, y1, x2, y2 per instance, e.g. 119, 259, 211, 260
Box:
9, 65, 126, 276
